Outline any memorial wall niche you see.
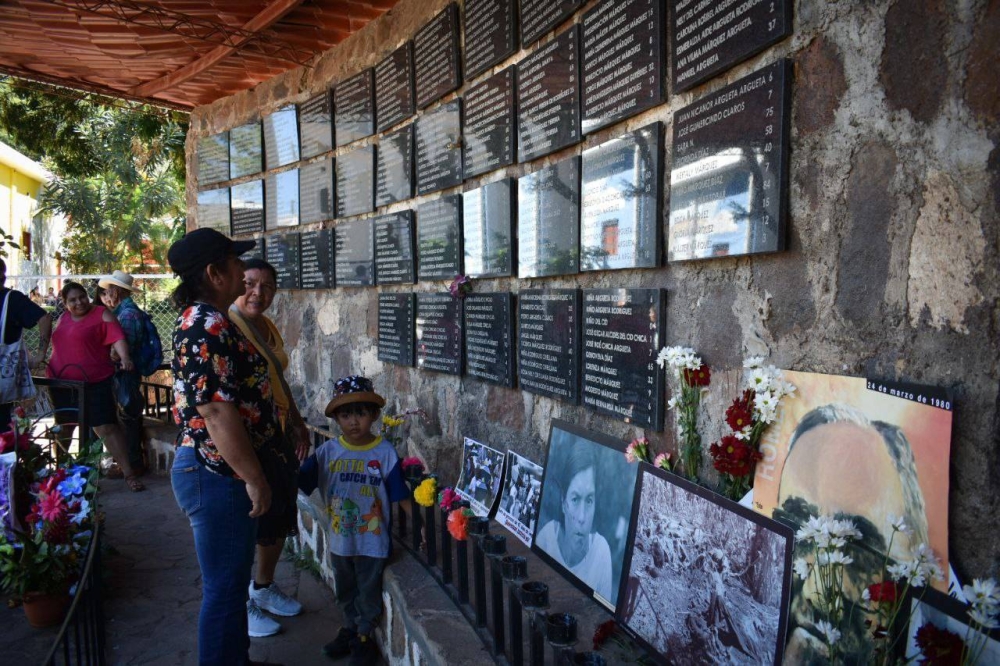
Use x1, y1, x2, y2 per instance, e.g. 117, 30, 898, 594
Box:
335, 218, 375, 287
378, 293, 416, 367
415, 99, 463, 195
464, 292, 515, 388
240, 241, 264, 263
413, 3, 462, 109
265, 169, 300, 229
299, 92, 334, 159
417, 195, 462, 281
298, 229, 335, 289
580, 123, 661, 271
668, 60, 791, 261
299, 158, 334, 225
374, 211, 416, 285
516, 25, 581, 162
229, 122, 262, 179
336, 145, 375, 218
230, 180, 265, 236
518, 156, 581, 278
671, 0, 792, 93
520, 0, 581, 47
463, 67, 516, 179
581, 0, 664, 134
264, 232, 301, 290
463, 179, 514, 278
464, 0, 517, 80
335, 69, 375, 146
197, 133, 229, 186
196, 188, 230, 233
376, 42, 415, 133
376, 124, 414, 207
416, 293, 463, 375
581, 288, 665, 430
518, 289, 580, 403
263, 105, 300, 170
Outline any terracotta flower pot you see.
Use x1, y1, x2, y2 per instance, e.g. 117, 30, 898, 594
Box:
22, 591, 71, 628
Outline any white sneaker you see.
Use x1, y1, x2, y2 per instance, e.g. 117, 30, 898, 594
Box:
248, 581, 303, 617
247, 600, 281, 637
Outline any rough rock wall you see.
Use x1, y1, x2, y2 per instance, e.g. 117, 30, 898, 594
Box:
186, 0, 1000, 579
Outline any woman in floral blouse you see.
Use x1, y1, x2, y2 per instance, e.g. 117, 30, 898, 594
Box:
167, 228, 291, 665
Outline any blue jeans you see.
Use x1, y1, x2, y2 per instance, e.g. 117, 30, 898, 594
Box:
172, 447, 257, 665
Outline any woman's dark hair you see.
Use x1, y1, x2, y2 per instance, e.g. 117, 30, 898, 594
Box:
60, 281, 88, 301
243, 258, 278, 285
332, 402, 382, 419
169, 254, 236, 310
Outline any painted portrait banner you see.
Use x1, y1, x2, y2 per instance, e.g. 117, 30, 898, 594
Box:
455, 437, 506, 518
752, 370, 953, 661
497, 450, 544, 547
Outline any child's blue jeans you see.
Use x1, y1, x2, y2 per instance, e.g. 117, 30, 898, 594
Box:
332, 554, 386, 635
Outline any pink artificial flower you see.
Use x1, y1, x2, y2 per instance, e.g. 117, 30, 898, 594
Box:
653, 452, 672, 470
625, 437, 650, 464
37, 491, 68, 522
439, 487, 460, 511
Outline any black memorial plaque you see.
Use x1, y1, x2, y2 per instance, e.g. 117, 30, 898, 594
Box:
334, 218, 374, 287
672, 0, 792, 93
517, 289, 580, 403
299, 92, 334, 159
582, 288, 665, 430
265, 233, 301, 290
265, 169, 300, 229
229, 122, 263, 179
518, 156, 581, 278
335, 69, 375, 146
413, 3, 462, 109
417, 195, 462, 281
196, 188, 230, 233
298, 229, 335, 289
465, 0, 517, 80
516, 25, 581, 162
580, 122, 662, 271
376, 124, 414, 207
416, 293, 463, 375
520, 0, 581, 47
464, 292, 514, 388
336, 146, 375, 218
240, 241, 263, 263
415, 99, 463, 195
463, 67, 516, 179
581, 0, 664, 134
230, 180, 265, 236
378, 293, 416, 367
463, 179, 514, 278
198, 133, 229, 186
374, 211, 416, 285
669, 59, 790, 261
376, 43, 415, 133
299, 159, 334, 225
263, 105, 300, 170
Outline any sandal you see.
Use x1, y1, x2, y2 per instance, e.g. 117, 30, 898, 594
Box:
125, 476, 146, 492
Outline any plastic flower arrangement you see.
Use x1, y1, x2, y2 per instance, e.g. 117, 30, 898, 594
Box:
708, 357, 795, 500
414, 477, 437, 507
447, 508, 472, 541
655, 345, 710, 480
438, 487, 461, 512
448, 274, 473, 299
623, 437, 674, 472
401, 456, 425, 481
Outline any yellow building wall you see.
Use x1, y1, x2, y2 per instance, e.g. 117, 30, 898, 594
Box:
0, 160, 44, 271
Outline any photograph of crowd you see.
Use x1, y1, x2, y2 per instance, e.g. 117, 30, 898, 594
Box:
455, 437, 506, 517
618, 465, 792, 665
497, 450, 543, 546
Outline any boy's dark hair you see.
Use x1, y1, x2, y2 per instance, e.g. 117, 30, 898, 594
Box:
332, 402, 382, 418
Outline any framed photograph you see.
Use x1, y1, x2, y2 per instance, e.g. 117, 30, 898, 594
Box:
496, 451, 544, 547
905, 586, 1000, 665
618, 464, 793, 665
455, 437, 506, 518
532, 420, 639, 611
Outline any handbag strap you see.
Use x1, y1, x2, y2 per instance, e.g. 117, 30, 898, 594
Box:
228, 306, 296, 404
0, 291, 10, 341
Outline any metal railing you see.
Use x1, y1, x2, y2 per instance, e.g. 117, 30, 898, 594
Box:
139, 375, 174, 424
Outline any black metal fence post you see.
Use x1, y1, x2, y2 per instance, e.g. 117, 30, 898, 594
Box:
468, 516, 490, 627
483, 534, 507, 655
503, 556, 528, 666
440, 507, 453, 585
423, 503, 437, 566
521, 582, 550, 666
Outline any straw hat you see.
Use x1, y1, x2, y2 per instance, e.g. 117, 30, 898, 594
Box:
98, 270, 139, 292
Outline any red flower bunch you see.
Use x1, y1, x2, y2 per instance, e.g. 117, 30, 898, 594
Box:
0, 428, 31, 454
683, 364, 711, 387
402, 457, 425, 478
592, 619, 616, 650
709, 435, 761, 477
725, 390, 755, 432
447, 508, 471, 540
438, 487, 461, 511
914, 623, 965, 665
866, 580, 902, 605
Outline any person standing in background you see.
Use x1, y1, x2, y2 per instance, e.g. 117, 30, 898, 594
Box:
0, 258, 52, 429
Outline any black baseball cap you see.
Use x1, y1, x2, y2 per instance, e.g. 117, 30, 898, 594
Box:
167, 228, 255, 277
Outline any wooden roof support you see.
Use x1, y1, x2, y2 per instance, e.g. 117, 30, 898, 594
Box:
129, 0, 305, 99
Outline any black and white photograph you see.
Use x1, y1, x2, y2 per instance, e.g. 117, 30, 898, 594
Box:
455, 437, 506, 518
618, 465, 793, 665
497, 451, 543, 547
533, 420, 638, 610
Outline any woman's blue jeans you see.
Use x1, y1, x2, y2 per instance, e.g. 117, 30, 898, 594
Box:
172, 447, 257, 665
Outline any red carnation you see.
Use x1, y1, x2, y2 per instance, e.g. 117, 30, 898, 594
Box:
914, 622, 965, 665
683, 364, 711, 387
725, 391, 755, 432
709, 435, 761, 477
867, 580, 901, 604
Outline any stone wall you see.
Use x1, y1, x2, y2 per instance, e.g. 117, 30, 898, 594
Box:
186, 0, 1000, 580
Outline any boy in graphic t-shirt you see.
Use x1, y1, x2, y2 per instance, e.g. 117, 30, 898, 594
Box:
299, 376, 408, 666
